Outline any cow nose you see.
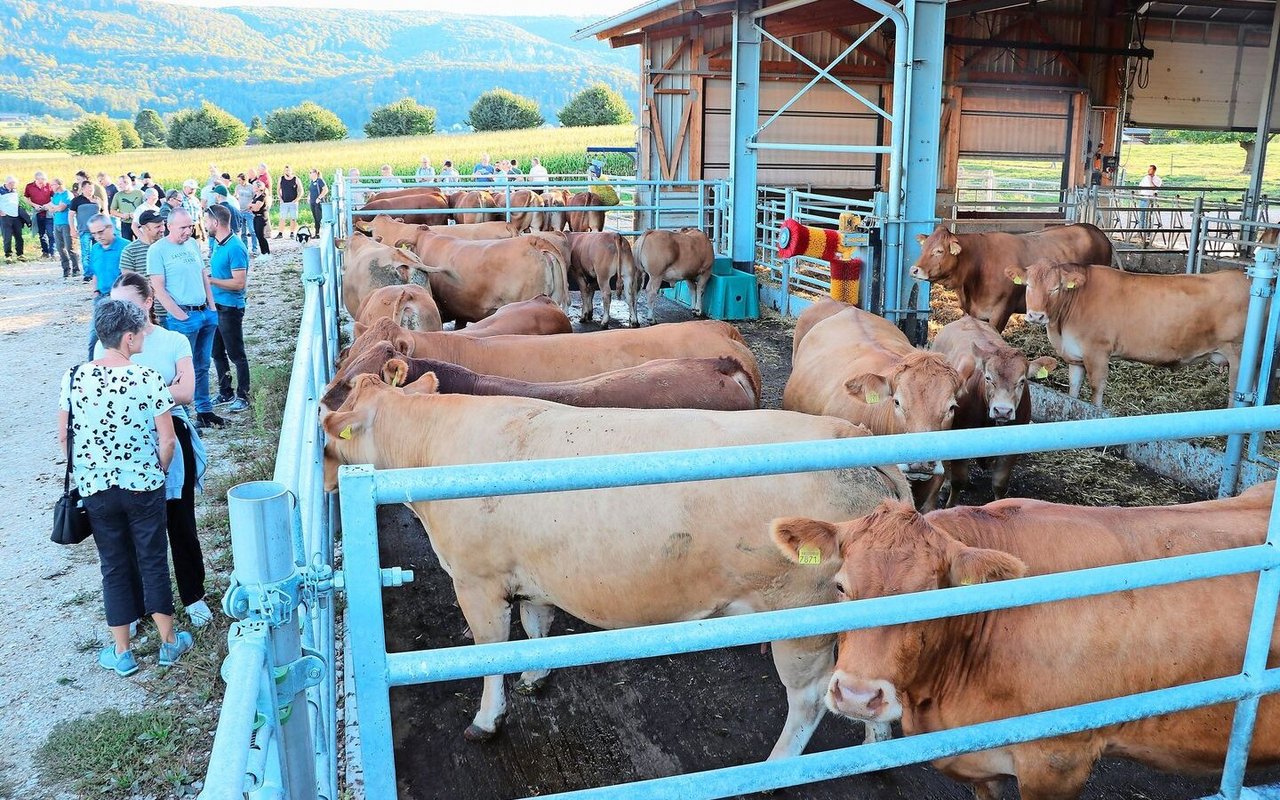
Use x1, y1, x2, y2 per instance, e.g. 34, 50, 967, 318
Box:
1024, 311, 1048, 325
829, 676, 887, 719
990, 404, 1015, 423
909, 266, 925, 280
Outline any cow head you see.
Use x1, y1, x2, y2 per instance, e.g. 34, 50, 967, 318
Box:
771, 502, 1027, 724
909, 226, 962, 282
320, 373, 387, 491
844, 352, 966, 480
971, 341, 1058, 424
324, 329, 414, 409
1006, 261, 1087, 325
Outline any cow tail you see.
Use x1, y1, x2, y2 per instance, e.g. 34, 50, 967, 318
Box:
535, 243, 571, 311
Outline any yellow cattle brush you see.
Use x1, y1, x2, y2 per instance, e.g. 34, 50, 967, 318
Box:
776, 214, 863, 305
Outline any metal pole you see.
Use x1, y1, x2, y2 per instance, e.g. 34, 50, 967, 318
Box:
227, 481, 317, 800
1246, 10, 1280, 223
198, 633, 268, 800
1220, 248, 1277, 498
1186, 195, 1204, 274
728, 0, 763, 268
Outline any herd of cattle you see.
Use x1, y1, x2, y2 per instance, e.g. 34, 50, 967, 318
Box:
318, 202, 1276, 799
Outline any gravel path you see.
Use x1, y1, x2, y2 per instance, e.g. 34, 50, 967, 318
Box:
0, 241, 304, 798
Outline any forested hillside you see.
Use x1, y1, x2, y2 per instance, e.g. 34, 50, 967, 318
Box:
0, 0, 638, 130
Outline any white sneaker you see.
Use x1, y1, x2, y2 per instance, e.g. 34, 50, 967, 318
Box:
128, 620, 138, 638
187, 599, 214, 628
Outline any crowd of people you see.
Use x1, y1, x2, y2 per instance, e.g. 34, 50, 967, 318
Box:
39, 160, 318, 677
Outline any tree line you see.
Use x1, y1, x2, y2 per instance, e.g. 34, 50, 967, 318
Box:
0, 85, 633, 156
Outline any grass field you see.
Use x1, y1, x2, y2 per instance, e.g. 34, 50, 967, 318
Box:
0, 124, 638, 193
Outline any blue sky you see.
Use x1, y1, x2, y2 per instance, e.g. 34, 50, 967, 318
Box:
158, 0, 639, 14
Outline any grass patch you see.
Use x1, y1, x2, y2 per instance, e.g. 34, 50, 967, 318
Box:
36, 709, 192, 796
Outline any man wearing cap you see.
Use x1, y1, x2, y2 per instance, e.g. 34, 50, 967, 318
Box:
23, 171, 55, 257
140, 172, 165, 202
148, 209, 224, 428
122, 208, 166, 273
110, 174, 145, 240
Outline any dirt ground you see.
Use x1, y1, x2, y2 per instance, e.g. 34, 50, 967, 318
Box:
378, 294, 1257, 800
0, 241, 303, 799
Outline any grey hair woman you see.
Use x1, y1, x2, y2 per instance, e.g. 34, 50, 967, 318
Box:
58, 300, 194, 676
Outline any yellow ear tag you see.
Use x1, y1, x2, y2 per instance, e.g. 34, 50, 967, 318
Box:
797, 544, 822, 565
1035, 366, 1050, 379
865, 390, 881, 405
1012, 276, 1023, 285
1066, 281, 1077, 289
339, 425, 353, 440
959, 578, 977, 586
388, 374, 400, 388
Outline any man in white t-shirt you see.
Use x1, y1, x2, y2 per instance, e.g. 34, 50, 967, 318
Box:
1137, 164, 1162, 243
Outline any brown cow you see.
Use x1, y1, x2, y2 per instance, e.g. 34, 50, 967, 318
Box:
328, 351, 757, 411
931, 315, 1056, 504
1008, 261, 1249, 406
333, 318, 761, 403
634, 228, 714, 325
784, 300, 965, 511
449, 190, 499, 225
355, 191, 450, 226
349, 296, 570, 350
543, 188, 571, 232
565, 231, 637, 327
567, 190, 606, 232
339, 234, 454, 319
322, 373, 908, 755
363, 186, 444, 205
353, 284, 442, 332
493, 188, 543, 232
910, 223, 1113, 332
403, 231, 570, 322
772, 483, 1280, 800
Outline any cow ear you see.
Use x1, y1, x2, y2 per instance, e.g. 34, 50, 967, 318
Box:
1028, 356, 1058, 380
393, 331, 415, 356
353, 321, 369, 338
914, 233, 927, 244
382, 358, 409, 388
952, 353, 977, 384
947, 240, 962, 256
321, 399, 374, 440
402, 371, 440, 396
947, 545, 1028, 587
771, 517, 840, 566
1063, 269, 1087, 290
844, 373, 892, 406
1004, 265, 1026, 286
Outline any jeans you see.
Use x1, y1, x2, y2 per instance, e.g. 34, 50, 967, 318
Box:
168, 417, 205, 605
166, 308, 219, 413
79, 230, 94, 277
54, 223, 79, 275
34, 213, 53, 255
239, 210, 258, 255
87, 292, 107, 360
0, 216, 23, 257
212, 304, 250, 400
84, 486, 172, 627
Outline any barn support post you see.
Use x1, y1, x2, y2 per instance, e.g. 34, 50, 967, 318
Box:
1245, 9, 1280, 224
900, 0, 947, 342
1220, 248, 1277, 498
1186, 196, 1205, 274
728, 0, 763, 268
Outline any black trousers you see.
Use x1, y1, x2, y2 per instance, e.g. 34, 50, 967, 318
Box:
120, 220, 134, 241
0, 217, 23, 257
84, 486, 172, 627
212, 305, 250, 400
253, 213, 270, 254
168, 417, 206, 606
310, 202, 323, 232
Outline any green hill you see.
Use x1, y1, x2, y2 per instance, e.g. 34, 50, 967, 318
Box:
0, 0, 637, 131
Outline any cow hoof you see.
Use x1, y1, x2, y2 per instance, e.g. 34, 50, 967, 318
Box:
515, 676, 549, 695
463, 724, 498, 742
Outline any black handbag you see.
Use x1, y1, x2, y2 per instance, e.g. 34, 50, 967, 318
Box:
51, 366, 92, 545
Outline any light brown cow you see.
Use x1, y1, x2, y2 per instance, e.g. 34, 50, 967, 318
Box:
634, 228, 715, 325
449, 190, 499, 225
543, 188, 571, 232
784, 300, 965, 511
336, 318, 761, 397
355, 191, 451, 226
772, 483, 1280, 800
931, 315, 1056, 504
403, 231, 570, 322
1008, 261, 1249, 406
567, 190, 606, 232
910, 223, 1113, 332
325, 350, 756, 412
363, 186, 444, 205
494, 188, 543, 232
565, 231, 637, 327
322, 373, 909, 756
349, 296, 570, 349
339, 234, 454, 319
353, 284, 442, 332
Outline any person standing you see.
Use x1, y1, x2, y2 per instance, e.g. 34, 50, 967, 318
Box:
120, 209, 165, 274
415, 156, 436, 184
0, 176, 24, 262
255, 162, 271, 189
96, 172, 116, 207
146, 209, 225, 429
132, 188, 161, 228
59, 299, 193, 676
472, 153, 495, 183
139, 172, 165, 202
276, 166, 302, 240
49, 178, 80, 278
70, 180, 101, 281
248, 181, 271, 258
439, 160, 460, 194
308, 168, 328, 234
379, 164, 402, 186
97, 271, 213, 629
110, 174, 145, 241
159, 191, 184, 227
528, 157, 549, 193
346, 168, 366, 206
86, 214, 128, 359
204, 204, 251, 413
24, 171, 55, 257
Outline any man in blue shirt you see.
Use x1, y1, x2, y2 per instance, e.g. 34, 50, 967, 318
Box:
203, 205, 251, 413
472, 153, 495, 183
86, 214, 127, 358
49, 178, 80, 278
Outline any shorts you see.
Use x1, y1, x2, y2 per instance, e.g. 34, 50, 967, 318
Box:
279, 201, 299, 220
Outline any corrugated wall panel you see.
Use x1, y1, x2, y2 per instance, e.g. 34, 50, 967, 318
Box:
702, 78, 881, 189
644, 34, 694, 181
1130, 34, 1280, 130
959, 88, 1071, 158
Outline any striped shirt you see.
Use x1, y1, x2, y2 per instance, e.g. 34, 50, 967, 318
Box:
120, 238, 152, 274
